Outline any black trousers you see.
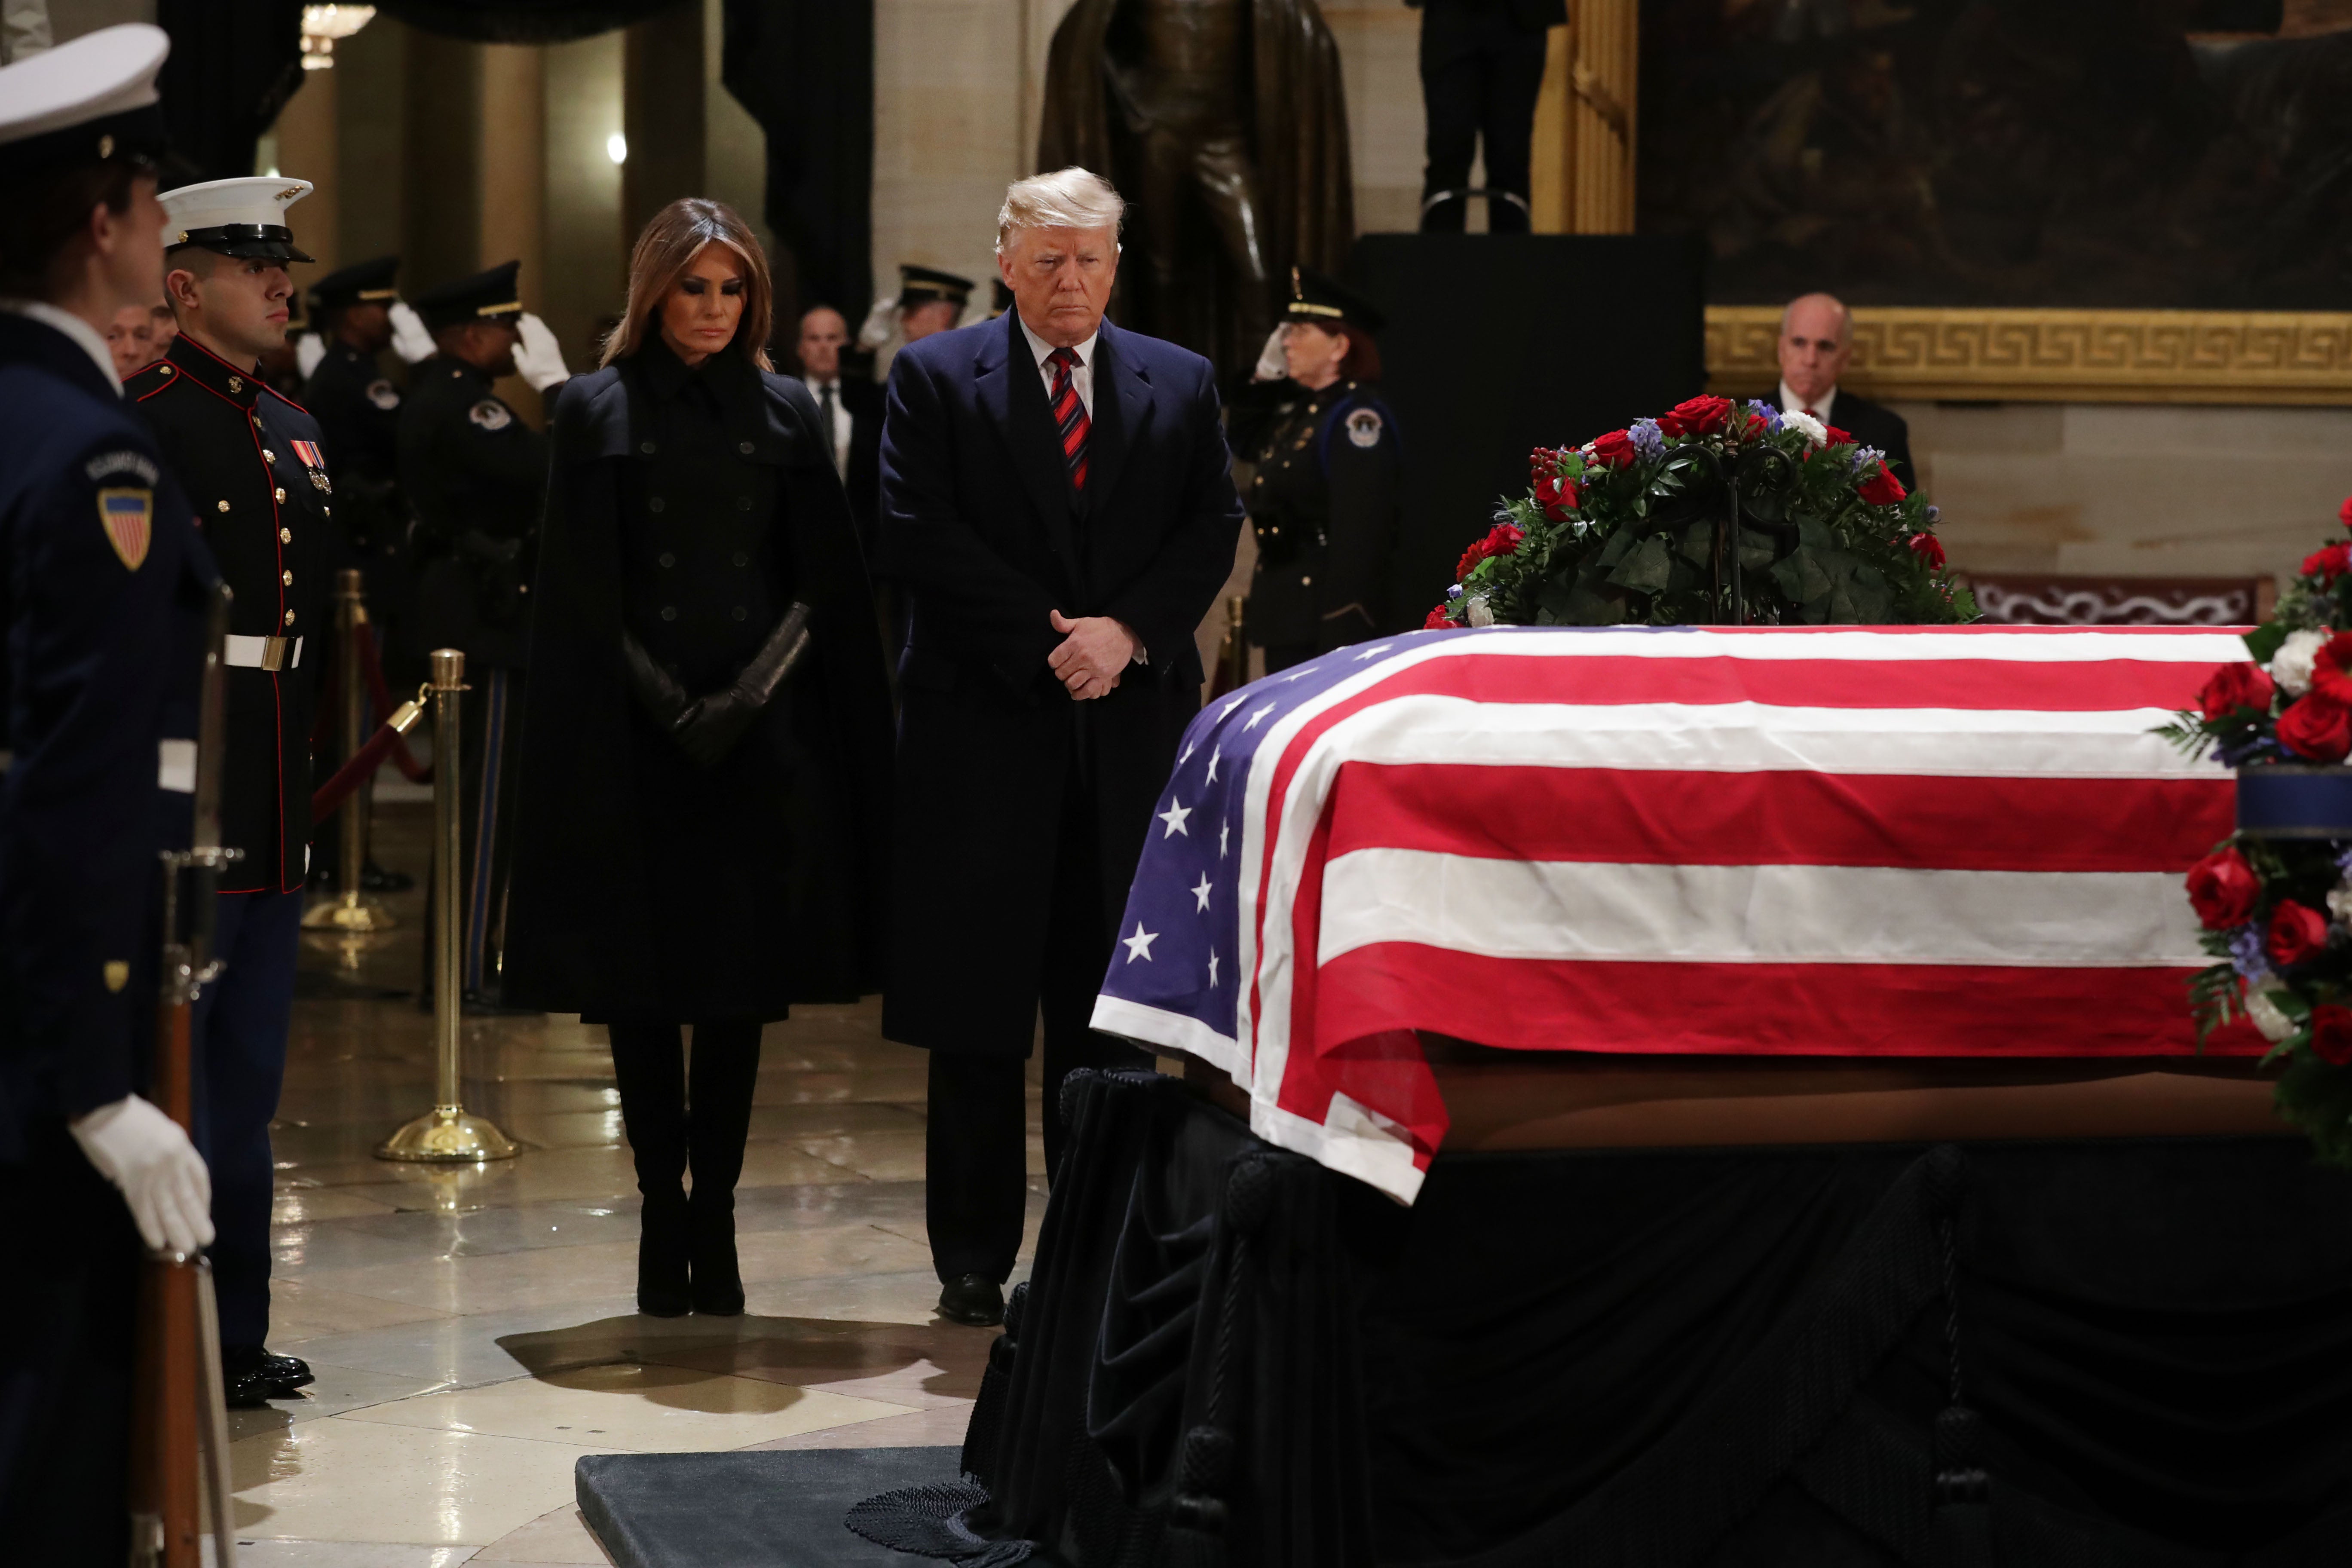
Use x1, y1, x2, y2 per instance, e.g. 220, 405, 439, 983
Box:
925, 761, 1149, 1284
421, 663, 526, 1007
606, 1020, 765, 1213
1418, 0, 1550, 233
0, 1124, 138, 1566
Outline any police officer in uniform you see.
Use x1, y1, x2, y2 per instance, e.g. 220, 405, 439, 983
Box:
854, 262, 974, 360
300, 255, 415, 894
1240, 269, 1401, 671
0, 25, 220, 1557
398, 260, 567, 1005
126, 173, 331, 1407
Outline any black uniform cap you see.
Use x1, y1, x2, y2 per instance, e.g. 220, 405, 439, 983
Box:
898, 264, 974, 310
309, 254, 400, 316
1284, 267, 1386, 334
412, 260, 524, 331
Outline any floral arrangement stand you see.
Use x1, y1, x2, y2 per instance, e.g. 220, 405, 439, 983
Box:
2169, 498, 2352, 1162
1425, 394, 1970, 631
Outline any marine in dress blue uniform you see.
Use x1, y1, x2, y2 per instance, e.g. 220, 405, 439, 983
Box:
126, 174, 331, 1406
1239, 269, 1402, 671
0, 25, 222, 1559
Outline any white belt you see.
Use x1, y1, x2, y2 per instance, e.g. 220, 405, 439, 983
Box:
224, 634, 302, 671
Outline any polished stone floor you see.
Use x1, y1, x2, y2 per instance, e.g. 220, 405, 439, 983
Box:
216, 803, 1044, 1564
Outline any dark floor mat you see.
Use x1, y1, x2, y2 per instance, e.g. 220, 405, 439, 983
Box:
576, 1446, 963, 1567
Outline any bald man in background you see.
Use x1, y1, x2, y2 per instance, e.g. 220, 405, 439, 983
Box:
1777, 292, 1914, 491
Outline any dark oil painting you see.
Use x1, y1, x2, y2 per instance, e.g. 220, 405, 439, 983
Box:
1638, 0, 2352, 308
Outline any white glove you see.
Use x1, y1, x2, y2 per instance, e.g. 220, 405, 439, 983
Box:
294, 330, 327, 381
513, 312, 570, 392
855, 295, 900, 353
1252, 325, 1288, 383
69, 1095, 214, 1255
388, 300, 435, 364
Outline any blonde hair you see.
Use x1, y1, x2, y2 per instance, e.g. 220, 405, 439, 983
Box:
995, 168, 1125, 254
602, 197, 774, 370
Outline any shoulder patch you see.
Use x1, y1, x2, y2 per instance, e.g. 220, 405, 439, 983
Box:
96, 487, 153, 570
366, 378, 400, 411
84, 450, 159, 486
469, 399, 513, 432
1344, 407, 1384, 449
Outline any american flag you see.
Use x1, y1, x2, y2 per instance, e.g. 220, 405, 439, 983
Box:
1090, 625, 2256, 1202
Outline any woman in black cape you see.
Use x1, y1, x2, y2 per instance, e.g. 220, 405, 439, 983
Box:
505, 198, 892, 1317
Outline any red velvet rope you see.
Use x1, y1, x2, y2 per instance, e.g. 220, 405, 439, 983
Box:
312, 717, 416, 822
352, 625, 431, 783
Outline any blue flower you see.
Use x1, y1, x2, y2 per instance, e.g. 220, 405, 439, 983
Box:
2229, 923, 2274, 984
1850, 445, 1884, 472
1744, 399, 1782, 431
1925, 505, 1941, 522
1630, 419, 1665, 459
1446, 583, 1464, 600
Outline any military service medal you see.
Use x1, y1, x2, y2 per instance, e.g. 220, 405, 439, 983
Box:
96, 486, 153, 570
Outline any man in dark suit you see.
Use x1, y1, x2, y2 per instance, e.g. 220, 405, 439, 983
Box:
1777, 291, 1916, 492
879, 167, 1246, 1327
793, 303, 884, 547
1412, 0, 1566, 233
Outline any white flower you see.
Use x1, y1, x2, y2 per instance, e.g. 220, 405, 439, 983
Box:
2271, 629, 2327, 697
2245, 987, 2298, 1043
1781, 409, 1829, 447
2330, 882, 2352, 927
1465, 595, 1495, 628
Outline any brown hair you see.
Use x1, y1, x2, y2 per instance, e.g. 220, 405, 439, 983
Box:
0, 160, 141, 299
601, 197, 773, 370
1339, 328, 1381, 384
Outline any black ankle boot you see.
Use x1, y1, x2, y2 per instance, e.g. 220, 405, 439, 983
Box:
637, 1190, 691, 1317
688, 1191, 744, 1316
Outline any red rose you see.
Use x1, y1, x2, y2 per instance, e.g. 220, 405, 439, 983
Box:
2197, 662, 2276, 721
1589, 429, 1637, 470
2339, 495, 2352, 531
2302, 542, 2352, 585
1534, 474, 1580, 521
1423, 605, 1453, 631
1908, 532, 1946, 570
1453, 522, 1525, 580
1859, 462, 1908, 506
1824, 426, 1855, 447
2268, 899, 2331, 969
1743, 412, 1770, 438
2185, 846, 2261, 929
2278, 692, 2352, 762
2311, 633, 2352, 700
1657, 395, 1734, 438
2310, 1006, 2352, 1066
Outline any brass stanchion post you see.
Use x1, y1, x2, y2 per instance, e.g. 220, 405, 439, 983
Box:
377, 648, 517, 1162
304, 569, 393, 931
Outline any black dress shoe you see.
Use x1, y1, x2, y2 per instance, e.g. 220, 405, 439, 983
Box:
637, 1191, 692, 1317
688, 1197, 744, 1317
259, 1351, 314, 1390
937, 1274, 1004, 1327
221, 1346, 306, 1408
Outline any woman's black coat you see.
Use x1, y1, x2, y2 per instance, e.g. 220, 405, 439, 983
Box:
502, 350, 893, 1021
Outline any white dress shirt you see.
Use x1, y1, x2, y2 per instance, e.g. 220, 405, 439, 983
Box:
1016, 312, 1097, 416
1, 298, 122, 395
804, 376, 854, 475
1778, 379, 1837, 426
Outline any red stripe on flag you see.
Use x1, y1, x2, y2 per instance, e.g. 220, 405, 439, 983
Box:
1321, 764, 2234, 872
1307, 945, 2254, 1061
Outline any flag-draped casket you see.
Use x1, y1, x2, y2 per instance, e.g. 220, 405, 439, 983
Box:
1092, 625, 2255, 1201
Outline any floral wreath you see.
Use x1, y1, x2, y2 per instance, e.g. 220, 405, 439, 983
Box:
1424, 395, 1970, 630
2168, 498, 2352, 1162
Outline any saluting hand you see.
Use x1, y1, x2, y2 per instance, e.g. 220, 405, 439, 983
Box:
1047, 610, 1139, 702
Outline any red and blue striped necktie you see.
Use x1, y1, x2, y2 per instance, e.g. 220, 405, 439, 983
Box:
1047, 345, 1090, 492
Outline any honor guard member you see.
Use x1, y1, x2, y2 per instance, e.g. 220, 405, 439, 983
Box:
854, 263, 974, 358
126, 172, 331, 1408
0, 25, 222, 1559
1241, 269, 1401, 672
399, 259, 569, 1006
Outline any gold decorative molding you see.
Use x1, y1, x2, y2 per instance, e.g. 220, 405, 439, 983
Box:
1706, 306, 2352, 407
1530, 0, 1638, 236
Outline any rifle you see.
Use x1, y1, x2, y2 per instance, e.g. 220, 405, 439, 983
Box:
130, 581, 240, 1568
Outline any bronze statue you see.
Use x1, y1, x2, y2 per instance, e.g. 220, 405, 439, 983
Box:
1039, 0, 1355, 380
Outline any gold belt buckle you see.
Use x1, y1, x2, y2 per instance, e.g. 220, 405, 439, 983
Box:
258, 636, 288, 672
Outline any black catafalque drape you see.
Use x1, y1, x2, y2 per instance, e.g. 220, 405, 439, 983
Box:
199, 1, 876, 322
852, 1070, 2352, 1567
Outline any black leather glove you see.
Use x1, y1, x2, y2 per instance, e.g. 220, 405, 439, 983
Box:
671, 601, 814, 770
620, 630, 691, 730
